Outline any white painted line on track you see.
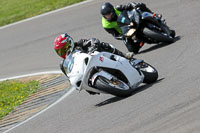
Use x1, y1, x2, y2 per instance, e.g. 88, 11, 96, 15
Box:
0, 71, 62, 82
3, 87, 75, 133
2, 71, 75, 133
0, 0, 96, 30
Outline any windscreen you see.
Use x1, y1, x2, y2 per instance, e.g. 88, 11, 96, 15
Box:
63, 52, 74, 75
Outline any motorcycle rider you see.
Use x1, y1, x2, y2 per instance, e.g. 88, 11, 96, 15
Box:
54, 33, 134, 95
54, 33, 134, 71
101, 2, 162, 54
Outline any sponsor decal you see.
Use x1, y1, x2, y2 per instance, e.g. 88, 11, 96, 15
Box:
121, 17, 125, 23
99, 56, 104, 62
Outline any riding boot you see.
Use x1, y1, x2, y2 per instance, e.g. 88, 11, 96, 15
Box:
148, 9, 162, 19
113, 48, 134, 60
138, 3, 162, 19
138, 3, 153, 13
100, 42, 134, 59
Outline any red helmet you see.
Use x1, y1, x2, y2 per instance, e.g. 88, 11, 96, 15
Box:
54, 33, 74, 59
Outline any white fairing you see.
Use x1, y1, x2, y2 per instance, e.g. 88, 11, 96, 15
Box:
64, 51, 90, 90
64, 51, 144, 93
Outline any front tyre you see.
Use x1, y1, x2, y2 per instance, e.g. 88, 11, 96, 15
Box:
93, 76, 133, 97
135, 62, 158, 84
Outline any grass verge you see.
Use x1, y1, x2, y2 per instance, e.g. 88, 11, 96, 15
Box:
0, 80, 39, 120
0, 0, 85, 27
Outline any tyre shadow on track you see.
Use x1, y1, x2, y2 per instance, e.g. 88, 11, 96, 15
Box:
95, 78, 164, 107
139, 36, 181, 54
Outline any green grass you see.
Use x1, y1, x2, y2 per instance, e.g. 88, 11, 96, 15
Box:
0, 0, 85, 120
0, 80, 39, 119
0, 0, 85, 27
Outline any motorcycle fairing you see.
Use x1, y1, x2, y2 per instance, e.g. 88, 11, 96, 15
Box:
81, 52, 144, 92
65, 52, 90, 90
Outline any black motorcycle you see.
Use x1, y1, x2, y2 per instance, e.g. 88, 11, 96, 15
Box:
117, 8, 175, 51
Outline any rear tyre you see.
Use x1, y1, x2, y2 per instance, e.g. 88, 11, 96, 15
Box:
135, 62, 158, 84
143, 27, 174, 43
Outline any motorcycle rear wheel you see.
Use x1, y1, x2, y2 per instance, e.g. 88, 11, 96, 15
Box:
143, 27, 174, 43
135, 62, 158, 84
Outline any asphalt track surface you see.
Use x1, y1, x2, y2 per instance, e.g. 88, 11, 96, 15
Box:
1, 0, 200, 132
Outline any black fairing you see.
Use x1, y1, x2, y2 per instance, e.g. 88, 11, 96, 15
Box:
117, 10, 140, 35
117, 11, 131, 27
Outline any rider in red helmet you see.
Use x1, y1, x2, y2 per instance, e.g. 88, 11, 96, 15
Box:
54, 33, 135, 95
54, 33, 134, 74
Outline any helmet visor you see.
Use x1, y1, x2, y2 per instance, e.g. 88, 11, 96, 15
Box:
55, 42, 71, 57
103, 12, 113, 21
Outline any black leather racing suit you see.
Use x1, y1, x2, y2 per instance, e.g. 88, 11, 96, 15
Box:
60, 38, 132, 75
74, 38, 126, 56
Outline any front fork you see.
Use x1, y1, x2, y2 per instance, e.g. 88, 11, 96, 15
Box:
129, 58, 144, 75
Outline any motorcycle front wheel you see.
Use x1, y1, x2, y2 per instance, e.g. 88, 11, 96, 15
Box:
93, 76, 133, 97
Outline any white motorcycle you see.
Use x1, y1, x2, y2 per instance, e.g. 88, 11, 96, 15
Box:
63, 49, 158, 97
